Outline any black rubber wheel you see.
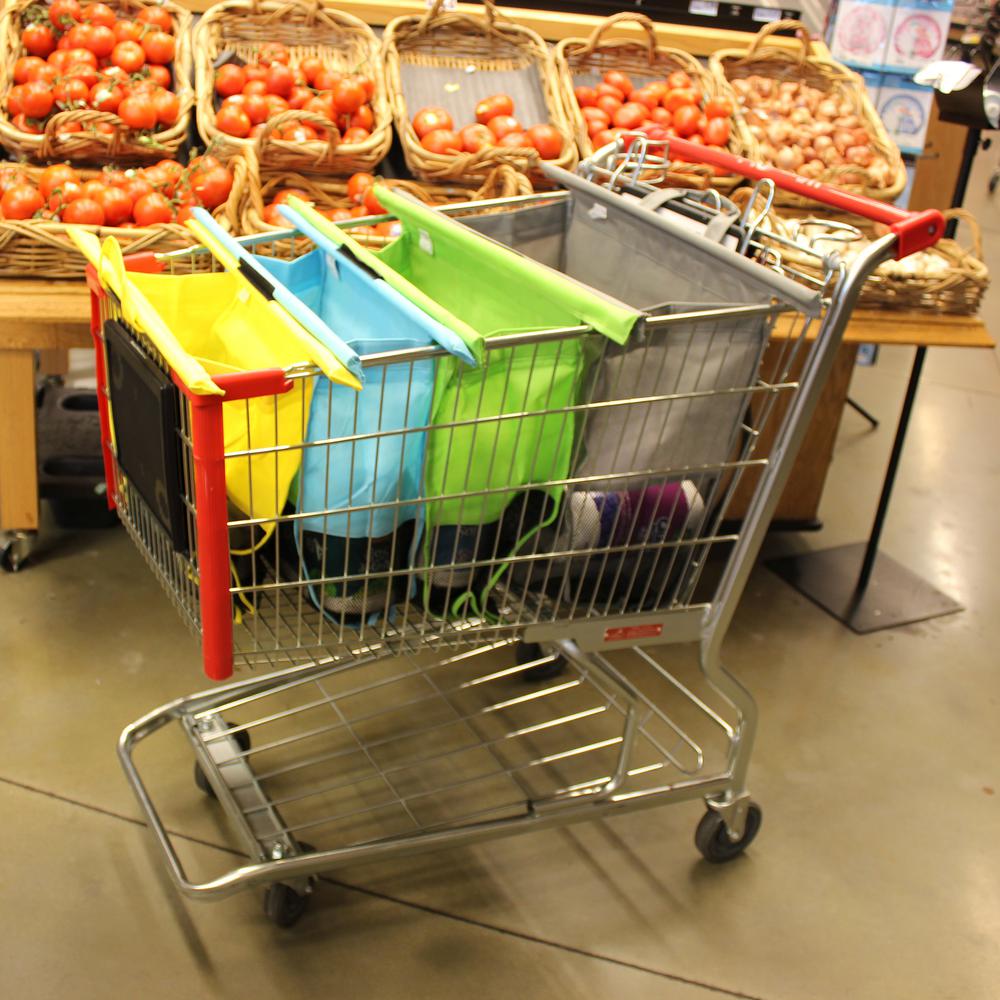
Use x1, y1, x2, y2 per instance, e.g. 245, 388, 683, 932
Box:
229, 725, 251, 753
695, 803, 762, 863
193, 762, 216, 799
264, 882, 309, 928
0, 541, 28, 573
516, 642, 566, 682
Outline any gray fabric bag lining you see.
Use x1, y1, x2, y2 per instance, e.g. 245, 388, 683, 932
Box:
461, 167, 821, 482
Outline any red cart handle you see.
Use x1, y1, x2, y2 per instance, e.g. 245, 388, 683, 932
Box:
662, 137, 943, 260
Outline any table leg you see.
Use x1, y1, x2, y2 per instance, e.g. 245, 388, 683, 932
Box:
0, 349, 39, 532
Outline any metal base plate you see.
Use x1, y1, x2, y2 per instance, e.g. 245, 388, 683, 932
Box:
768, 543, 963, 634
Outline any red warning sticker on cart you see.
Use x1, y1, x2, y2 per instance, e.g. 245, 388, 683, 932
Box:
604, 624, 663, 642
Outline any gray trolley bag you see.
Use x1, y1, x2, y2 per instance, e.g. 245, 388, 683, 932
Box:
461, 164, 820, 609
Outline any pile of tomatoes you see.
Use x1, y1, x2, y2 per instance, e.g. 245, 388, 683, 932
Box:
409, 95, 564, 160
258, 171, 399, 239
214, 42, 376, 144
0, 154, 232, 225
573, 68, 734, 156
9, 1, 181, 137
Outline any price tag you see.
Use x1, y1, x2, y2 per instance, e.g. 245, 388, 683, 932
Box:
753, 7, 782, 22
688, 1, 719, 16
426, 0, 457, 9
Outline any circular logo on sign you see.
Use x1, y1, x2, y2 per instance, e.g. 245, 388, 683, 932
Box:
880, 95, 925, 135
838, 8, 890, 57
893, 15, 942, 60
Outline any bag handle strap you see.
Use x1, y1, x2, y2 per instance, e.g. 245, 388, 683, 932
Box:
746, 19, 814, 62
579, 12, 658, 63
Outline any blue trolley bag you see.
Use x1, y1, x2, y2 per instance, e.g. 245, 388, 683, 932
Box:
252, 229, 476, 620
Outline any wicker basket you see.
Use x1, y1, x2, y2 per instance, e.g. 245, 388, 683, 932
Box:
0, 0, 194, 164
230, 146, 533, 246
0, 161, 244, 279
710, 19, 906, 206
195, 0, 391, 175
554, 12, 755, 193
743, 193, 989, 315
383, 0, 577, 185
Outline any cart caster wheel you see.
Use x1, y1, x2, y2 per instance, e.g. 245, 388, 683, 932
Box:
517, 642, 566, 682
695, 802, 762, 863
1, 534, 32, 573
264, 882, 309, 928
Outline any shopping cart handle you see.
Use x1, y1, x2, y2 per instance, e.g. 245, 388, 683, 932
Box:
659, 137, 944, 260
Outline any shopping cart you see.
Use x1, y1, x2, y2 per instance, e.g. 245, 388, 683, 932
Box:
94, 138, 944, 926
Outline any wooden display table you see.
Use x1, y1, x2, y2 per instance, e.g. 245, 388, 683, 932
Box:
0, 278, 991, 540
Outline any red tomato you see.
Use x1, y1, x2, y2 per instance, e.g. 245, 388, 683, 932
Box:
299, 56, 323, 85
650, 107, 672, 126
243, 79, 268, 97
122, 176, 153, 203
137, 7, 173, 32
174, 203, 196, 224
65, 46, 97, 69
582, 106, 610, 128
6, 85, 25, 117
525, 124, 562, 159
242, 93, 269, 124
215, 103, 251, 137
596, 82, 625, 102
672, 104, 701, 138
460, 123, 494, 153
152, 89, 179, 126
591, 127, 623, 147
663, 88, 699, 113
265, 63, 294, 97
497, 131, 529, 148
27, 62, 58, 84
2, 183, 44, 220
141, 30, 174, 66
644, 81, 669, 101
341, 126, 369, 143
147, 64, 171, 88
412, 106, 452, 139
86, 24, 115, 58
304, 94, 333, 119
313, 67, 340, 92
12, 113, 42, 133
486, 114, 521, 139
349, 104, 373, 132
612, 102, 646, 131
595, 94, 622, 118
332, 78, 366, 114
91, 184, 131, 225
346, 172, 374, 203
262, 203, 285, 226
118, 94, 157, 130
21, 80, 55, 118
264, 94, 289, 117
112, 19, 142, 43
111, 40, 145, 73
474, 93, 514, 125
215, 63, 245, 98
258, 42, 289, 66
574, 85, 597, 108
47, 179, 83, 210
631, 87, 661, 111
287, 85, 313, 110
363, 186, 384, 214
65, 63, 98, 88
79, 179, 108, 201
14, 56, 44, 84
667, 70, 692, 90
54, 77, 89, 106
280, 123, 318, 142
132, 191, 172, 225
82, 3, 116, 27
50, 0, 83, 28
603, 70, 633, 96
65, 23, 95, 50
702, 116, 730, 146
191, 166, 233, 209
704, 98, 733, 120
355, 75, 374, 100
420, 128, 462, 153
22, 24, 56, 58
38, 164, 80, 200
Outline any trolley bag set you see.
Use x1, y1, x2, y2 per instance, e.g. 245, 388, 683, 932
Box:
86, 137, 945, 926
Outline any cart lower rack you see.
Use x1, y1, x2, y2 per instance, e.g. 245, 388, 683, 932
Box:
99, 137, 943, 926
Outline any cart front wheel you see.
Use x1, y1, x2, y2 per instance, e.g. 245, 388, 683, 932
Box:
695, 802, 762, 863
517, 642, 566, 682
264, 882, 309, 928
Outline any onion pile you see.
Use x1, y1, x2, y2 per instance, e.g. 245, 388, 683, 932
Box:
731, 76, 894, 188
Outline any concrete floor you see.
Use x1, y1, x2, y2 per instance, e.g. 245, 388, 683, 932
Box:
3, 159, 1000, 999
